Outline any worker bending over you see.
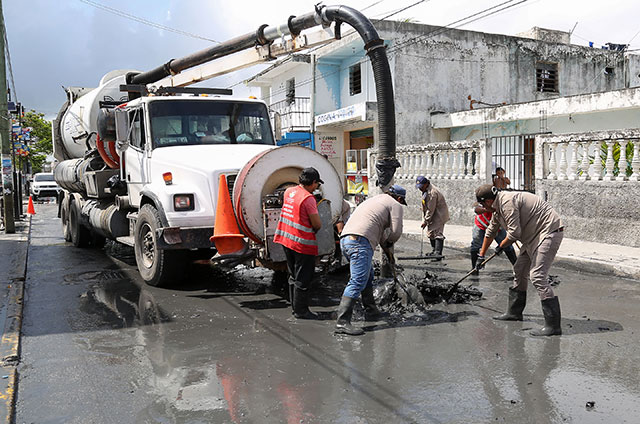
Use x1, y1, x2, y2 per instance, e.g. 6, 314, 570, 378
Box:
475, 185, 563, 336
335, 185, 406, 335
274, 167, 323, 320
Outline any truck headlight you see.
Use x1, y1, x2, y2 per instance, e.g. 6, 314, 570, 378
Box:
173, 194, 194, 211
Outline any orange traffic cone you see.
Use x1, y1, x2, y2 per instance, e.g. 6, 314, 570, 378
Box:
27, 196, 36, 215
210, 174, 246, 255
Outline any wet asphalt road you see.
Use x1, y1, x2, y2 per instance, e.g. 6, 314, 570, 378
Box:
15, 203, 640, 423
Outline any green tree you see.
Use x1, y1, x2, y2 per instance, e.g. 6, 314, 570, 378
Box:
22, 110, 52, 173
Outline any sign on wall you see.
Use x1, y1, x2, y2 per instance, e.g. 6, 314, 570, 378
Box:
318, 134, 339, 158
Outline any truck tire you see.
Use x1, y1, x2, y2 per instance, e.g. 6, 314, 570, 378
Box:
70, 199, 90, 247
134, 204, 186, 287
60, 196, 72, 242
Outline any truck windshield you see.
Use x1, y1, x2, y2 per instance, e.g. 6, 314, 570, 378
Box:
34, 174, 55, 182
149, 100, 275, 148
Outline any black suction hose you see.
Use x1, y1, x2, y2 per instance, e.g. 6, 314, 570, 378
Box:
321, 5, 399, 187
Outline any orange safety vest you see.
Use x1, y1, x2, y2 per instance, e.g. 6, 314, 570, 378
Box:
273, 185, 318, 255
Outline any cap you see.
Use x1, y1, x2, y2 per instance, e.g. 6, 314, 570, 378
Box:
299, 167, 324, 185
415, 175, 429, 188
475, 184, 498, 202
388, 184, 407, 205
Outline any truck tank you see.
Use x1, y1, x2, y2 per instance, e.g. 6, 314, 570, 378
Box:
53, 70, 135, 162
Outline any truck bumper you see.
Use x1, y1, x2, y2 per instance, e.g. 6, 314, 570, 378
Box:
156, 226, 215, 250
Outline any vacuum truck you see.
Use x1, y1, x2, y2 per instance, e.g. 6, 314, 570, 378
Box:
52, 5, 398, 287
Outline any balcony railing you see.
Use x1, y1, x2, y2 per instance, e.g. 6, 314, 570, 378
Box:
269, 97, 311, 133
537, 130, 640, 182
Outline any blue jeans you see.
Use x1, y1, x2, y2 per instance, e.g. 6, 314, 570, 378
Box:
340, 235, 374, 299
470, 225, 514, 256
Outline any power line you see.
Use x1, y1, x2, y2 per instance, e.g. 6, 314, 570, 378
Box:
78, 0, 219, 44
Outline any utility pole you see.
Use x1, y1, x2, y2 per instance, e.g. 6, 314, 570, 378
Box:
0, 0, 15, 233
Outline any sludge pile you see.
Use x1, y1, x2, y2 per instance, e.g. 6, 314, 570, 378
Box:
372, 269, 483, 315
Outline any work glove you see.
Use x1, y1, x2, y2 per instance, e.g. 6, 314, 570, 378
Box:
495, 245, 504, 256
475, 255, 486, 271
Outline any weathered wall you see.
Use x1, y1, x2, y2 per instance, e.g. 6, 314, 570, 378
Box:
370, 20, 640, 147
393, 176, 484, 226
536, 180, 640, 247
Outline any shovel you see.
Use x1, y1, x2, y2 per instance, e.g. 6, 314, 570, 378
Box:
383, 247, 428, 311
442, 252, 498, 302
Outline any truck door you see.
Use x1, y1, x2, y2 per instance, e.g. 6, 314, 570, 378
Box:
124, 108, 147, 207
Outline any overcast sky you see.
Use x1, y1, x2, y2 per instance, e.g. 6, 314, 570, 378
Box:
5, 0, 640, 119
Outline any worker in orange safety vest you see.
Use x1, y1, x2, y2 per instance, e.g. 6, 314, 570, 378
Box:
274, 167, 323, 319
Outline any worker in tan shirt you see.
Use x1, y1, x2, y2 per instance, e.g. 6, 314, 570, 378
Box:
416, 176, 450, 260
475, 185, 563, 336
335, 185, 406, 336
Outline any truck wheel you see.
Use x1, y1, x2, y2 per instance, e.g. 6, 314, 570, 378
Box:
60, 197, 72, 242
134, 204, 185, 287
70, 199, 90, 247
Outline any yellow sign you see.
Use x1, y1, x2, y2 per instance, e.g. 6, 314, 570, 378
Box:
347, 175, 368, 195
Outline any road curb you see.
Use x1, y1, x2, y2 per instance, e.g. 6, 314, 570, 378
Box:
0, 216, 30, 424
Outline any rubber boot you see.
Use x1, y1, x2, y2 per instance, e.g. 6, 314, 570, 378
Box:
361, 285, 387, 321
431, 239, 444, 261
428, 238, 436, 255
505, 248, 518, 266
470, 251, 479, 275
334, 296, 365, 335
293, 286, 318, 320
493, 287, 527, 321
530, 296, 562, 336
288, 283, 295, 314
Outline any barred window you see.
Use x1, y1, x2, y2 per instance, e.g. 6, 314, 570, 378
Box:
536, 62, 558, 93
349, 64, 362, 96
286, 78, 295, 104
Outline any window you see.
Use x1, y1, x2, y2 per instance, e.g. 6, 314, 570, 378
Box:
349, 64, 362, 96
286, 78, 295, 104
536, 62, 558, 93
129, 109, 145, 149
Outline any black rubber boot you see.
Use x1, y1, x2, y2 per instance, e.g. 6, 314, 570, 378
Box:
334, 296, 365, 335
429, 238, 436, 254
432, 239, 444, 261
470, 251, 479, 275
493, 288, 527, 321
530, 296, 562, 336
505, 248, 518, 266
288, 283, 295, 314
361, 285, 387, 321
293, 286, 318, 320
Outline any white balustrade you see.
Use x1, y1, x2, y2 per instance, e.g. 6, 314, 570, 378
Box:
557, 142, 568, 180
603, 142, 615, 181
630, 141, 640, 181
424, 152, 432, 179
438, 151, 446, 179
451, 150, 460, 179
444, 151, 451, 179
579, 141, 591, 181
547, 144, 557, 180
591, 141, 603, 180
567, 141, 579, 180
407, 153, 415, 180
616, 141, 628, 181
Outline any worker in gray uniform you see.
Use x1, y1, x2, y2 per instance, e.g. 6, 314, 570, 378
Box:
475, 184, 564, 336
335, 185, 406, 336
416, 176, 449, 260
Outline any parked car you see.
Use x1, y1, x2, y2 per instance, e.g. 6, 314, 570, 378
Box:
31, 172, 61, 200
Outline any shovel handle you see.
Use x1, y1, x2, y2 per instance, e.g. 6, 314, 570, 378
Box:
444, 252, 498, 300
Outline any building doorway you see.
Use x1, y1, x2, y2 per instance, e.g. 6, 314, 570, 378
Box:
491, 134, 536, 192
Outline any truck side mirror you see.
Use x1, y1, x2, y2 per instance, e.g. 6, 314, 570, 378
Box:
114, 109, 130, 146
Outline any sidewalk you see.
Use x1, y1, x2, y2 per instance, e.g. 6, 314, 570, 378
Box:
0, 217, 30, 424
403, 220, 640, 281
